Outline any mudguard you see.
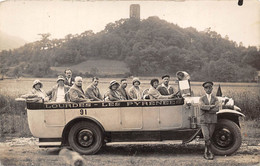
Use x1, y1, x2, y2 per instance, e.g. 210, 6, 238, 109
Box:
217, 109, 245, 117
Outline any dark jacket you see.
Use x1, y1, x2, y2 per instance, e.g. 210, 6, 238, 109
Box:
47, 85, 70, 102
85, 85, 103, 101
68, 84, 88, 102
64, 77, 75, 87
105, 89, 123, 101
157, 84, 174, 95
148, 86, 171, 99
118, 86, 131, 100
199, 94, 219, 124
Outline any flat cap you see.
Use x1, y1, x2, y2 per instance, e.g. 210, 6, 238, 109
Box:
202, 81, 214, 87
162, 75, 170, 79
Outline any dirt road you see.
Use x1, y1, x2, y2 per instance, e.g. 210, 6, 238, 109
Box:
0, 138, 259, 166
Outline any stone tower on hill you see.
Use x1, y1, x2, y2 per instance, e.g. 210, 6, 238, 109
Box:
130, 4, 140, 20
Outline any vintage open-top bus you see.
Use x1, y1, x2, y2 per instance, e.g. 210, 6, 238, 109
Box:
19, 79, 245, 155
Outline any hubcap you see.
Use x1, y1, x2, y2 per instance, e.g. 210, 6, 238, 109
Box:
77, 129, 94, 147
213, 127, 233, 149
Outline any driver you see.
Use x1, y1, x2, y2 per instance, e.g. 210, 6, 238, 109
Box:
199, 81, 220, 160
148, 79, 175, 99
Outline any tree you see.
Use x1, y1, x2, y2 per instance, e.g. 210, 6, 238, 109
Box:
0, 17, 258, 81
0, 65, 8, 79
242, 46, 260, 70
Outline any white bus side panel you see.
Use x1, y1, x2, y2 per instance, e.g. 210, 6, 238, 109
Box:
64, 108, 121, 131
27, 109, 64, 138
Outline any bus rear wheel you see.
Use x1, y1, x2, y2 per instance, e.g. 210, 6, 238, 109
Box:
68, 121, 103, 155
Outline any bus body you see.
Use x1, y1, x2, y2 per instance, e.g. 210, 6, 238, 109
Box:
26, 97, 244, 155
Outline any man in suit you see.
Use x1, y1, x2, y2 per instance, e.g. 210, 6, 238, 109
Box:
68, 76, 89, 102
199, 81, 220, 160
85, 77, 103, 101
118, 79, 131, 100
64, 69, 75, 87
157, 75, 175, 95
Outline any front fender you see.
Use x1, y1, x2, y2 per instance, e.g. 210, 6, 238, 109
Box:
217, 109, 245, 117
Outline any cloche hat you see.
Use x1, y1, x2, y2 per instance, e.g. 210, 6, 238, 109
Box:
109, 80, 120, 89
33, 79, 43, 88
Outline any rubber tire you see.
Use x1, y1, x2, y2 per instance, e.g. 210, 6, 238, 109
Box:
68, 121, 103, 155
211, 119, 242, 156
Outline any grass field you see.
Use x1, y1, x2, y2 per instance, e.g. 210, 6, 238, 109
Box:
51, 59, 129, 75
0, 78, 260, 143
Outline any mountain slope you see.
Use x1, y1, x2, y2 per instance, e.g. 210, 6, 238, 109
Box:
0, 31, 26, 51
0, 17, 259, 81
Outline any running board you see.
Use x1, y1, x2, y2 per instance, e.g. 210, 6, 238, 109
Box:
39, 138, 62, 147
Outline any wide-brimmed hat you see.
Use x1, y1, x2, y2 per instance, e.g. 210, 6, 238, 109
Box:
33, 79, 43, 88
109, 80, 120, 89
176, 71, 190, 80
57, 75, 65, 82
202, 81, 214, 88
132, 77, 140, 85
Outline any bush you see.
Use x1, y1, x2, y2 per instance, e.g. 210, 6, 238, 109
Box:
231, 91, 260, 120
0, 94, 30, 137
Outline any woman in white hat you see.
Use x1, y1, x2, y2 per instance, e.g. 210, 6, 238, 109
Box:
47, 75, 70, 102
21, 79, 49, 102
128, 77, 143, 100
176, 71, 190, 81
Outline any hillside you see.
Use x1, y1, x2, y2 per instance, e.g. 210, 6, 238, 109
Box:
0, 31, 26, 51
0, 17, 259, 81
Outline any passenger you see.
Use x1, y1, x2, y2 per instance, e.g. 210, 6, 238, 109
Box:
157, 75, 175, 95
148, 79, 175, 99
85, 77, 103, 101
128, 77, 143, 100
21, 79, 49, 102
105, 80, 124, 101
176, 71, 193, 96
199, 81, 219, 160
64, 69, 75, 86
68, 76, 89, 102
176, 71, 190, 81
47, 75, 70, 102
118, 79, 131, 100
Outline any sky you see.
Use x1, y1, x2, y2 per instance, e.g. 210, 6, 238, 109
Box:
0, 0, 259, 47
